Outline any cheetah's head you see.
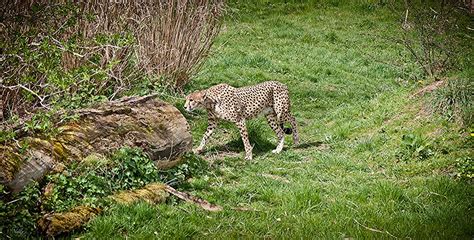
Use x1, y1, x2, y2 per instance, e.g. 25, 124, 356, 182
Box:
184, 90, 206, 112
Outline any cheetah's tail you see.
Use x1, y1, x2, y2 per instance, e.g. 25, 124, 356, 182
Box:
279, 124, 292, 135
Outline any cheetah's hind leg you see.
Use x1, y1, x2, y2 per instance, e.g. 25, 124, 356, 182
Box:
266, 113, 285, 154
287, 114, 300, 146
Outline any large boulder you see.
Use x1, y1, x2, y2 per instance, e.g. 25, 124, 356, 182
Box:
0, 95, 192, 192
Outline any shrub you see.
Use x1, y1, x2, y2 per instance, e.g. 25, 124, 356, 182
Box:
0, 182, 42, 239
1, 0, 225, 121
0, 147, 207, 238
398, 1, 470, 79
43, 148, 161, 212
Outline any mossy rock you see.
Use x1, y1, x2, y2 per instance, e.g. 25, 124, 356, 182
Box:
1, 95, 192, 192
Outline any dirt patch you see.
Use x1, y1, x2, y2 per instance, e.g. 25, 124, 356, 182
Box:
411, 80, 445, 98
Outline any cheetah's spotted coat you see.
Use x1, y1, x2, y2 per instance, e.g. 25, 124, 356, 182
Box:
185, 81, 299, 160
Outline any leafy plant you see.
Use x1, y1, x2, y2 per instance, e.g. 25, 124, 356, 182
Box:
397, 133, 434, 161
158, 153, 209, 187
22, 111, 55, 134
43, 148, 160, 212
455, 157, 473, 179
42, 148, 207, 212
43, 165, 111, 212
0, 147, 207, 238
0, 182, 42, 239
109, 148, 161, 190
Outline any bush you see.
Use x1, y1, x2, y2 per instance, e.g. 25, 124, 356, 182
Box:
398, 1, 471, 79
43, 148, 161, 212
0, 147, 207, 238
0, 182, 42, 239
1, 0, 225, 121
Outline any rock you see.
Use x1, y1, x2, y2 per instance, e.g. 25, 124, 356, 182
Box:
0, 95, 192, 192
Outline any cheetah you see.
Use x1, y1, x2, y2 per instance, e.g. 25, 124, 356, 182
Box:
184, 81, 299, 160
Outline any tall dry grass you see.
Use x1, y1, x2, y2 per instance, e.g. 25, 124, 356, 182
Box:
0, 0, 224, 121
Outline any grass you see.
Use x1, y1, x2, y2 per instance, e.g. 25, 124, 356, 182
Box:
79, 1, 473, 239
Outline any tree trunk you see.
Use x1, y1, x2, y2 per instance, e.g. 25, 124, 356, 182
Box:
0, 95, 192, 192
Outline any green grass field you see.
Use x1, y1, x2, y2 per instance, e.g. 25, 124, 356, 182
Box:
80, 2, 473, 239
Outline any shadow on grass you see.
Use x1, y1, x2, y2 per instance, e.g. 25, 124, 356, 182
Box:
294, 141, 326, 150
206, 137, 275, 157
204, 140, 328, 160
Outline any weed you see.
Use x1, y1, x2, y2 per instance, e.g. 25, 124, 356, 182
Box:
397, 133, 434, 161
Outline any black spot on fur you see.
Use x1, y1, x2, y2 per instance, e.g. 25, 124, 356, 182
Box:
280, 123, 292, 135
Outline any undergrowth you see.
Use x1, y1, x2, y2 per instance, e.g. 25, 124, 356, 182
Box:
0, 148, 207, 239
432, 78, 473, 127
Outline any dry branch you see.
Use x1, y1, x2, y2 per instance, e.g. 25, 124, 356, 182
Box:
164, 185, 223, 212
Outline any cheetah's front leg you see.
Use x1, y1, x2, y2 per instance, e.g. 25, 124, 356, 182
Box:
236, 120, 253, 160
193, 117, 217, 154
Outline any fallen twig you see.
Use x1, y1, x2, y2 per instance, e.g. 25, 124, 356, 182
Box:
353, 219, 398, 238
164, 185, 222, 212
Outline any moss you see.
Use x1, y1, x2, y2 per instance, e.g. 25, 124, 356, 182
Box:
57, 123, 82, 133
110, 183, 169, 204
57, 123, 88, 141
27, 137, 53, 150
37, 206, 101, 237
154, 123, 167, 132
52, 141, 67, 161
0, 145, 23, 182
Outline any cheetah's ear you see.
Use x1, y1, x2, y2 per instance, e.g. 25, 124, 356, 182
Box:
202, 90, 215, 103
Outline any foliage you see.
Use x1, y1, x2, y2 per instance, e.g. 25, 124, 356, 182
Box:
158, 153, 210, 187
432, 78, 473, 127
397, 133, 434, 161
109, 148, 162, 190
0, 182, 42, 239
0, 147, 204, 238
43, 148, 161, 212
